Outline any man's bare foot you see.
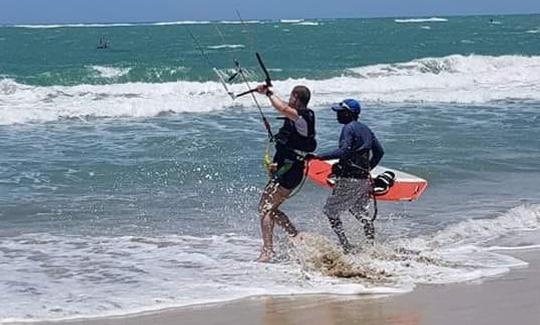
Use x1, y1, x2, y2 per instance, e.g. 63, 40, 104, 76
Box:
255, 250, 273, 263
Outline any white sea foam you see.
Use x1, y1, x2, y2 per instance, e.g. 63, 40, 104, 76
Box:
420, 25, 431, 30
207, 44, 245, 49
280, 19, 304, 23
13, 23, 137, 29
2, 54, 540, 124
9, 20, 263, 29
151, 20, 212, 26
404, 204, 540, 250
486, 244, 540, 251
526, 29, 540, 34
344, 54, 540, 102
0, 233, 406, 323
12, 20, 217, 29
395, 17, 448, 23
276, 19, 319, 26
0, 78, 19, 95
1, 204, 538, 322
295, 21, 320, 26
89, 65, 131, 79
0, 78, 235, 124
218, 20, 261, 24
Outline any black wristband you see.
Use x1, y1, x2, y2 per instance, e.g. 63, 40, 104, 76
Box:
266, 89, 274, 97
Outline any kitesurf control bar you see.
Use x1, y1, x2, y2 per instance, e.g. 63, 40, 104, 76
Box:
257, 52, 272, 87
236, 52, 272, 98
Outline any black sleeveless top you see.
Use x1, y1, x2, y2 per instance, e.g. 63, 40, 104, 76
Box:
273, 109, 317, 165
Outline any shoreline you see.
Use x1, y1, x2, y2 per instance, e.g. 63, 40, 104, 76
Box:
8, 249, 540, 325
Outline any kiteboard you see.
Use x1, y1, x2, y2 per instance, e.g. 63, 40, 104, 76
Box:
306, 159, 428, 201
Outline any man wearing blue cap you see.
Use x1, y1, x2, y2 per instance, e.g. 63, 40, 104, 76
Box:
308, 99, 384, 252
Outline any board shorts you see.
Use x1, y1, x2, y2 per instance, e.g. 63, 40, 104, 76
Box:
323, 177, 372, 219
272, 161, 305, 190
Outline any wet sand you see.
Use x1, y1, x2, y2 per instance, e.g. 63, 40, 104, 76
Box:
16, 250, 540, 325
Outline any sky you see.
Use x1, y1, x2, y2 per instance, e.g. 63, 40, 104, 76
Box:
1, 0, 540, 24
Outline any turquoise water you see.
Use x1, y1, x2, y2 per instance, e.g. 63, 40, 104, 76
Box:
1, 15, 539, 85
1, 15, 540, 322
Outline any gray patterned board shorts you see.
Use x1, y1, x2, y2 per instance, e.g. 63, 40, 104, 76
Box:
323, 177, 372, 219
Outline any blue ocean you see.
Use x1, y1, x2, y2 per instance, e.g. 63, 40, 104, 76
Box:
1, 15, 540, 322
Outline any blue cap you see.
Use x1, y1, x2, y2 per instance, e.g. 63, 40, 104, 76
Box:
331, 99, 361, 114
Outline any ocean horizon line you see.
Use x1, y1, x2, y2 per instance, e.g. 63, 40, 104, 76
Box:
2, 12, 539, 28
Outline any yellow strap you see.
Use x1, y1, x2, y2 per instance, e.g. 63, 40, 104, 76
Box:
262, 141, 272, 169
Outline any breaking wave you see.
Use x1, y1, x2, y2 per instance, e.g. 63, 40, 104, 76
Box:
289, 204, 540, 295
280, 19, 304, 23
2, 54, 540, 124
217, 20, 261, 24
89, 65, 132, 79
12, 23, 141, 29
207, 44, 245, 49
8, 20, 261, 29
1, 204, 538, 322
395, 17, 448, 23
295, 21, 320, 26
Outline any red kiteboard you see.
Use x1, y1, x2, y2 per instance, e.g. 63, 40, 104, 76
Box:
306, 159, 428, 201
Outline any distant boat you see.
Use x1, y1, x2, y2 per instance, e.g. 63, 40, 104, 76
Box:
97, 35, 110, 49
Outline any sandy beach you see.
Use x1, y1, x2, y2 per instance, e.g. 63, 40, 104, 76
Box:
20, 249, 539, 325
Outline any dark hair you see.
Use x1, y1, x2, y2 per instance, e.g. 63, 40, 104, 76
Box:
292, 85, 311, 107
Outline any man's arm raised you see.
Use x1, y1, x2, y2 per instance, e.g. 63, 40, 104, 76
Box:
256, 85, 299, 121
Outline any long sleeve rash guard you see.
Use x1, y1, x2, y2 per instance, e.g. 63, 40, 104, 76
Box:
318, 121, 384, 169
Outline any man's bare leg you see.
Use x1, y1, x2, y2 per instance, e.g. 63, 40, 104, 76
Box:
256, 182, 293, 262
271, 208, 298, 237
257, 211, 275, 262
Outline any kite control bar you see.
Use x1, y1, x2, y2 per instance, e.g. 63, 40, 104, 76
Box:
236, 52, 272, 98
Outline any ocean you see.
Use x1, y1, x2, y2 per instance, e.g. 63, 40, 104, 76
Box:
1, 15, 540, 322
